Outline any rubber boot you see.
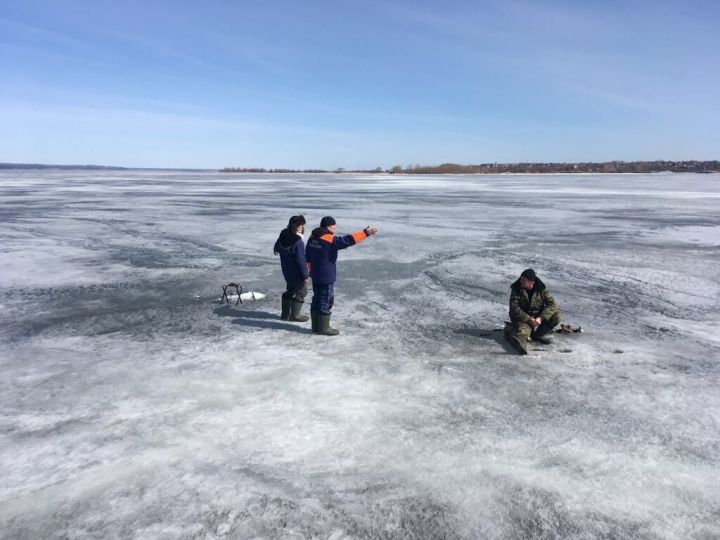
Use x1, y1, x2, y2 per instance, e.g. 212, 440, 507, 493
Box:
532, 332, 554, 345
317, 314, 339, 336
506, 332, 528, 355
280, 297, 292, 320
311, 310, 319, 333
532, 322, 554, 344
289, 301, 309, 322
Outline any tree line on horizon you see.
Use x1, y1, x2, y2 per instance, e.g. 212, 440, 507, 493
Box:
220, 161, 719, 174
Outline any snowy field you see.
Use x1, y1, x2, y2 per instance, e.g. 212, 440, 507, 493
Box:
1, 170, 719, 539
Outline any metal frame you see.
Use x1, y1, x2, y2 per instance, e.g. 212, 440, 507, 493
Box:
220, 282, 243, 306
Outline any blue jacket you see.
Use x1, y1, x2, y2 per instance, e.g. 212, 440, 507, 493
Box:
305, 227, 368, 285
274, 228, 309, 283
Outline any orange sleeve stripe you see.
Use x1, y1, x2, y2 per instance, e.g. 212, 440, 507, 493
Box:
320, 234, 334, 243
351, 230, 366, 244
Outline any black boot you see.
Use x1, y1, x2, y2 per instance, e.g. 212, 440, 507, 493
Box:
317, 314, 339, 336
311, 310, 319, 333
280, 297, 292, 320
532, 320, 555, 344
532, 332, 554, 345
289, 301, 309, 322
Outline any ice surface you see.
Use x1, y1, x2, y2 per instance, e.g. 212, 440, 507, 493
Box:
1, 170, 719, 539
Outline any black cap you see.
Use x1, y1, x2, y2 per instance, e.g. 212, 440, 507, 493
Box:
320, 216, 336, 228
520, 268, 536, 281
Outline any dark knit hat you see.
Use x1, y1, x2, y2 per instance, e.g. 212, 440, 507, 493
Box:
520, 268, 536, 281
320, 216, 336, 228
288, 215, 306, 228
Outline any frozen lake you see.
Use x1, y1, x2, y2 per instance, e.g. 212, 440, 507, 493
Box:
1, 170, 719, 538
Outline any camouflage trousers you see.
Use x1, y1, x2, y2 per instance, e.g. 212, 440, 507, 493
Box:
513, 312, 563, 342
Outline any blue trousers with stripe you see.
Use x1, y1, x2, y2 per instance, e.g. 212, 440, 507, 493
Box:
311, 283, 334, 315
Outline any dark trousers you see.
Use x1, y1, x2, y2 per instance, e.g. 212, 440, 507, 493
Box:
282, 280, 307, 303
311, 283, 335, 315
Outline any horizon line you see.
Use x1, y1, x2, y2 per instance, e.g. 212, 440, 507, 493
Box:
2, 159, 720, 172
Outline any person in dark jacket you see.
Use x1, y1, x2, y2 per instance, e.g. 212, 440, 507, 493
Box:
305, 216, 377, 335
505, 268, 562, 355
273, 215, 309, 322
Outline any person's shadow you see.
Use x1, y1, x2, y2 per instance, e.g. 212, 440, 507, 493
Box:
454, 327, 518, 354
213, 305, 310, 334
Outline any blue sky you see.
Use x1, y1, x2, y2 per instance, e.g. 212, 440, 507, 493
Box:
1, 0, 718, 169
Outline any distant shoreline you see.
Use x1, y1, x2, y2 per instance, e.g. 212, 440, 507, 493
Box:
220, 161, 720, 175
2, 161, 718, 174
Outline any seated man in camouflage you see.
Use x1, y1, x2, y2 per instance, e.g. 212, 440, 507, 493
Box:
506, 268, 562, 355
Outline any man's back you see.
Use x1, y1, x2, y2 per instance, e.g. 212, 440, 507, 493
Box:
275, 228, 307, 283
306, 227, 367, 284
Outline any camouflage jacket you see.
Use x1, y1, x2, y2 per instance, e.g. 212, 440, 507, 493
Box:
509, 277, 559, 324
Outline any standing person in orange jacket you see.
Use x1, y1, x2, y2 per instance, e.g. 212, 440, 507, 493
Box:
305, 216, 377, 335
